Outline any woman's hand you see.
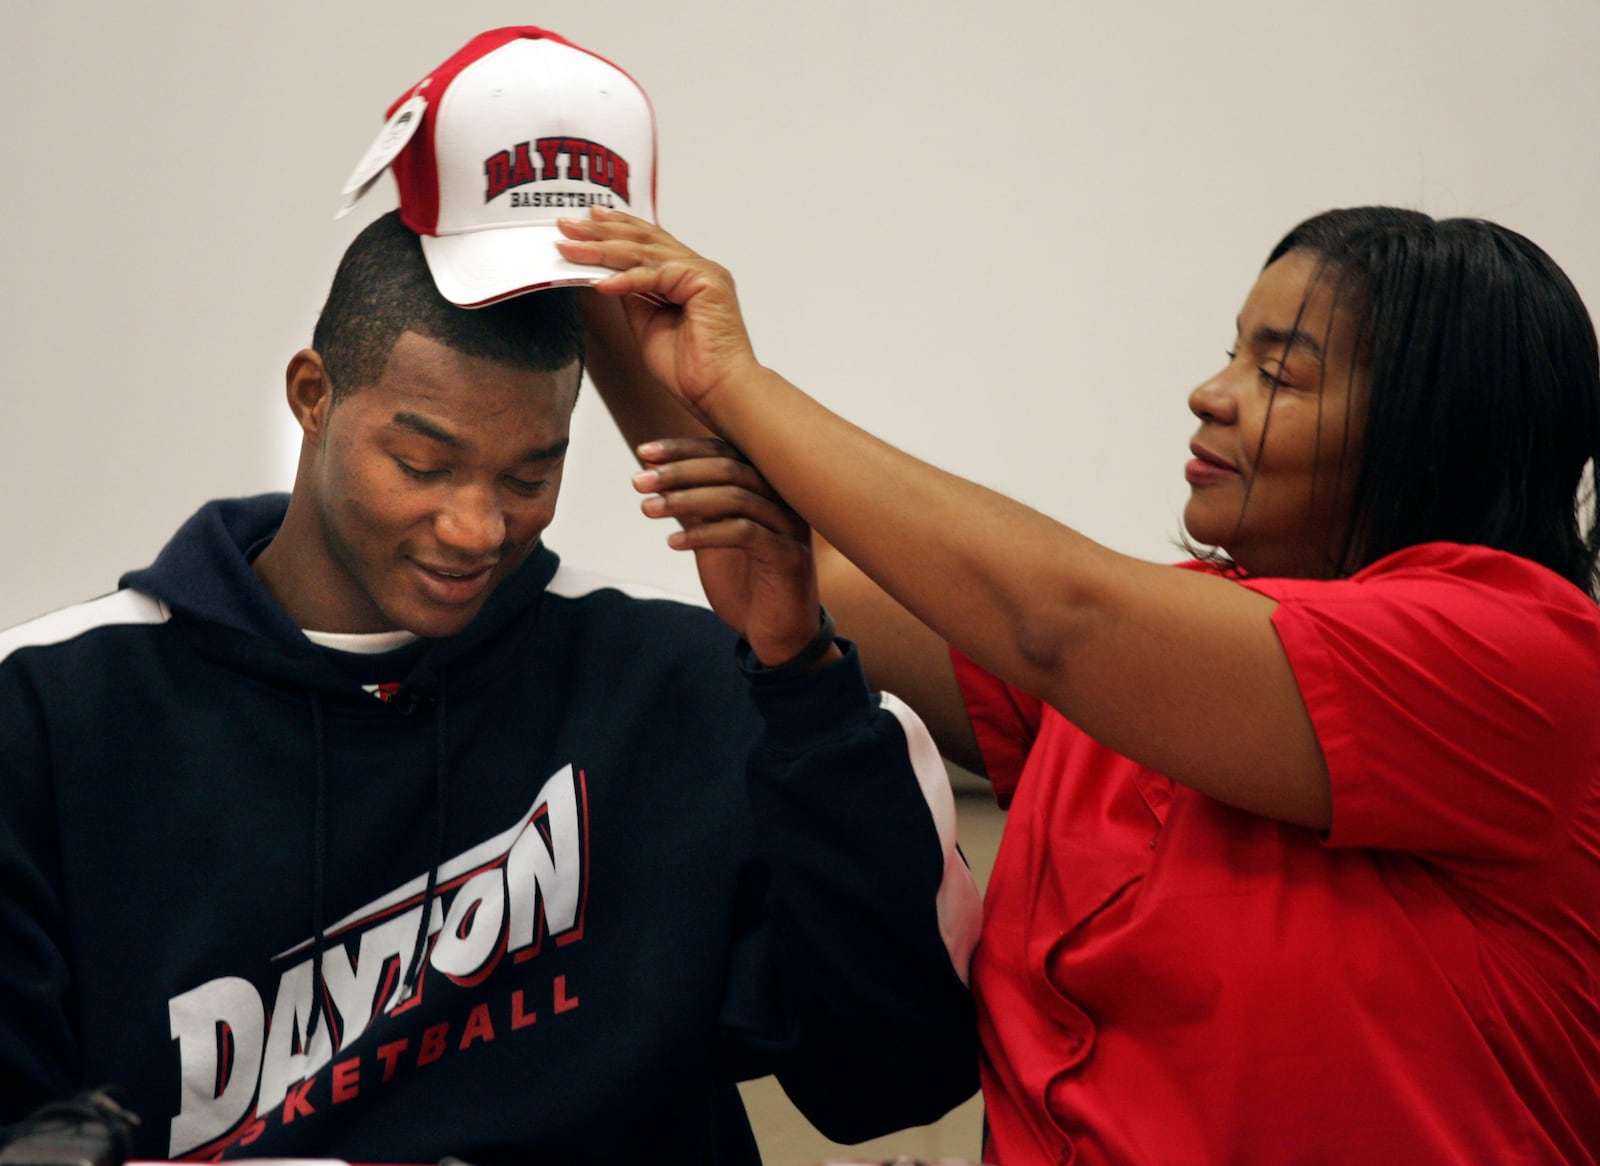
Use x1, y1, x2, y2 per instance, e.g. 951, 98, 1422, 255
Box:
556, 208, 763, 422
633, 435, 838, 671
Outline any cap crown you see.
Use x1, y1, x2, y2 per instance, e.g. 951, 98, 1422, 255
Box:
392, 28, 657, 237
336, 27, 658, 305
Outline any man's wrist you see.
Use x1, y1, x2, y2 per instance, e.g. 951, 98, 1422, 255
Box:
735, 607, 840, 685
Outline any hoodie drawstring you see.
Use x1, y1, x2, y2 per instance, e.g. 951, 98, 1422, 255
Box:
302, 668, 449, 1052
305, 691, 330, 1045
403, 673, 450, 995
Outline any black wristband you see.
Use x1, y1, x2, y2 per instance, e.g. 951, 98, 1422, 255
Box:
735, 607, 839, 685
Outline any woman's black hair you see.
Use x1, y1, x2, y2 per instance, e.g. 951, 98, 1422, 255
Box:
1264, 206, 1600, 596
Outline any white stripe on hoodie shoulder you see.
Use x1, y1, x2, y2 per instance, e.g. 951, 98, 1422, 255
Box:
880, 693, 982, 983
546, 563, 710, 608
0, 590, 171, 665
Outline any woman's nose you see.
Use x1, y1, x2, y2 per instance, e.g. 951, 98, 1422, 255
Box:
1188, 364, 1239, 424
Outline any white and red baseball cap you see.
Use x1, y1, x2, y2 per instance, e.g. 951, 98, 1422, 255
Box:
338, 26, 657, 307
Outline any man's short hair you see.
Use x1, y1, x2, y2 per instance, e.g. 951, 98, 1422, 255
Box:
312, 209, 585, 397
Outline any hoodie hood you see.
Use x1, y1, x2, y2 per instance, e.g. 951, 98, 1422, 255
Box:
117, 493, 565, 1032
118, 493, 561, 697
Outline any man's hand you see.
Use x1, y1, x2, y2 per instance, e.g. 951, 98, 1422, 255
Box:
632, 436, 838, 671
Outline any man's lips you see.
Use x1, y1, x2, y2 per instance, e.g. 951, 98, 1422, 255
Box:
409, 559, 497, 605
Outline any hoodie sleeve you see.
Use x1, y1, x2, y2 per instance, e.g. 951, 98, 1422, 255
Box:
0, 651, 82, 1131
721, 639, 982, 1144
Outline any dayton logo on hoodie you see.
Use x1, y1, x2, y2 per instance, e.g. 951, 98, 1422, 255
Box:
165, 764, 589, 1157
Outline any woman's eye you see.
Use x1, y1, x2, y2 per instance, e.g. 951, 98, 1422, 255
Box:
1258, 364, 1290, 390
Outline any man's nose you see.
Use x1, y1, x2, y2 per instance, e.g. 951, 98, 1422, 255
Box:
435, 484, 506, 557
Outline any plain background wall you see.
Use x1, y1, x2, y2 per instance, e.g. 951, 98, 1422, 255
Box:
4, 2, 1599, 1161
6, 1, 1600, 629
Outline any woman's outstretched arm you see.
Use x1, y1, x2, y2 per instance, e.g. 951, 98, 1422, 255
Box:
581, 288, 984, 770
559, 209, 1332, 828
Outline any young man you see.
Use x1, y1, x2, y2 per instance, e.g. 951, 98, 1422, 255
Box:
0, 199, 977, 1166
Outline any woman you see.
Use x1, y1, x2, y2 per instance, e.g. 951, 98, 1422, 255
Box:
559, 206, 1600, 1163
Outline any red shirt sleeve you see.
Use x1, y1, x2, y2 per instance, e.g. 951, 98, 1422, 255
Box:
949, 649, 1042, 808
1244, 544, 1600, 859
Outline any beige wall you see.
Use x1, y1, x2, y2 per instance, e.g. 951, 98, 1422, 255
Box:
3, 4, 1598, 1156
5, 1, 1599, 627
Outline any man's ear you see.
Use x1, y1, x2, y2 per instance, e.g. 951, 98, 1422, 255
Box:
285, 349, 335, 438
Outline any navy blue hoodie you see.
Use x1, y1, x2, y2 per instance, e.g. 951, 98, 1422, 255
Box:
0, 494, 980, 1163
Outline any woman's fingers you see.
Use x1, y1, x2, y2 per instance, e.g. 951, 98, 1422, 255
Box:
558, 204, 656, 237
558, 204, 684, 245
556, 207, 692, 268
556, 209, 733, 296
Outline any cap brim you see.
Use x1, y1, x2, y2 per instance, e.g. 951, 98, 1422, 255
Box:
420, 225, 611, 307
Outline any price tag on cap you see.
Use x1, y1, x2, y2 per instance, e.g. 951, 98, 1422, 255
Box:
335, 93, 429, 219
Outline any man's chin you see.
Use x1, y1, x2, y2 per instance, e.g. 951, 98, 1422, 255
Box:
384, 594, 491, 640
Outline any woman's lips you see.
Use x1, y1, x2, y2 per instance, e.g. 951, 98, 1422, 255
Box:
1185, 444, 1240, 486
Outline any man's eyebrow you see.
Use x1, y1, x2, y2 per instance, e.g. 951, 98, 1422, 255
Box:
518, 437, 570, 463
389, 411, 466, 449
388, 412, 570, 462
